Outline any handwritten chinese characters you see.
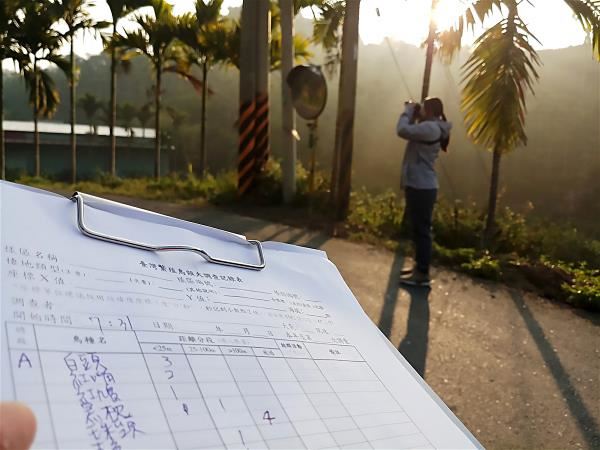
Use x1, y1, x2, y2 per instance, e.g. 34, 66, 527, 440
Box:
64, 352, 141, 450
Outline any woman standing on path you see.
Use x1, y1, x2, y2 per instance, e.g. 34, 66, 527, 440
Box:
396, 97, 451, 287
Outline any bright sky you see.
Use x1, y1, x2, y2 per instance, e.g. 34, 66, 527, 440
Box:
3, 0, 589, 68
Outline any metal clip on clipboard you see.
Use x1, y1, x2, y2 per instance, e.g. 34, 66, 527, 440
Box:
70, 192, 266, 271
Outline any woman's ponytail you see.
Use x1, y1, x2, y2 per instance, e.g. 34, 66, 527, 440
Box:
424, 97, 450, 151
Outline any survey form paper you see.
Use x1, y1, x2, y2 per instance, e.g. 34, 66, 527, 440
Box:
0, 181, 480, 450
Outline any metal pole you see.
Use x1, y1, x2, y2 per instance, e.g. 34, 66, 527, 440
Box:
279, 0, 297, 203
70, 35, 77, 184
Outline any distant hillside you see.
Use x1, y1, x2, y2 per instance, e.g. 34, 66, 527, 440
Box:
3, 14, 599, 231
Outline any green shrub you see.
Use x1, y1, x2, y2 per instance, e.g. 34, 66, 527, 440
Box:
561, 268, 600, 310
93, 171, 124, 189
433, 199, 483, 249
434, 244, 478, 266
536, 225, 600, 268
537, 259, 600, 310
460, 252, 502, 281
494, 207, 531, 255
347, 189, 404, 239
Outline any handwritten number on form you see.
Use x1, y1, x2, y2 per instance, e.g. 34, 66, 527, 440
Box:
263, 410, 275, 425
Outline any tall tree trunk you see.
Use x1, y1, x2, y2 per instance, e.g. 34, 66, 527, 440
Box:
279, 0, 296, 204
34, 58, 40, 178
1, 70, 4, 180
199, 60, 208, 176
484, 147, 502, 244
421, 0, 438, 102
330, 0, 361, 221
70, 35, 77, 184
154, 62, 161, 180
110, 23, 117, 177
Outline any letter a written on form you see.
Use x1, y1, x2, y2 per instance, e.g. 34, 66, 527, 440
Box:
18, 352, 33, 369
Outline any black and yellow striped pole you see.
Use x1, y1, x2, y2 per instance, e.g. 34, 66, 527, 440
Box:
254, 0, 271, 172
238, 0, 257, 195
238, 98, 257, 194
238, 0, 270, 196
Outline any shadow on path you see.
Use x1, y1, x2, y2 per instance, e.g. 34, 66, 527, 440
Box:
398, 285, 431, 378
509, 290, 599, 448
377, 252, 405, 338
262, 228, 330, 250
301, 233, 330, 249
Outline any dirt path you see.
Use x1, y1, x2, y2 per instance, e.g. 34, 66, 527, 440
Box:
82, 194, 600, 449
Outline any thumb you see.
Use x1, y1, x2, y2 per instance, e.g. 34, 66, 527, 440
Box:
0, 402, 37, 450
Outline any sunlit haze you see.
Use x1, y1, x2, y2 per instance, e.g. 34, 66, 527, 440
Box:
3, 0, 590, 68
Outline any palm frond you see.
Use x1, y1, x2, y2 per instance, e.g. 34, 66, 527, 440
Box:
23, 68, 61, 118
112, 29, 152, 59
270, 31, 312, 70
163, 64, 211, 94
294, 0, 328, 16
45, 54, 70, 75
11, 1, 65, 57
460, 12, 541, 153
77, 92, 102, 121
106, 0, 151, 24
436, 0, 503, 63
562, 0, 600, 59
195, 0, 223, 26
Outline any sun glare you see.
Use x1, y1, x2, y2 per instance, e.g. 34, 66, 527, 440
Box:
357, 0, 472, 47
358, 0, 430, 46
432, 0, 465, 32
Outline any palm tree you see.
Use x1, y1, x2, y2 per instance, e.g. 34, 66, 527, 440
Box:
437, 0, 599, 241
0, 0, 25, 180
114, 0, 192, 179
78, 92, 102, 133
462, 2, 540, 241
53, 0, 104, 183
137, 101, 153, 137
97, 101, 115, 131
177, 0, 233, 175
105, 0, 149, 177
330, 0, 360, 220
166, 106, 186, 132
12, 0, 68, 177
117, 102, 137, 136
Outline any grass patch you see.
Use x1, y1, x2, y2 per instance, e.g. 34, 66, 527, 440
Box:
17, 171, 238, 204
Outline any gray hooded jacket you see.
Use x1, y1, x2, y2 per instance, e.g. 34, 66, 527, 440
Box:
396, 103, 452, 190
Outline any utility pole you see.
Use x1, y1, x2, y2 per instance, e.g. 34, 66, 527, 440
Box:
238, 0, 270, 196
254, 0, 271, 172
279, 0, 297, 203
238, 0, 258, 195
421, 0, 438, 101
330, 0, 361, 221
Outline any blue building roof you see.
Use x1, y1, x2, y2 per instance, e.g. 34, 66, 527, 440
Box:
3, 120, 155, 138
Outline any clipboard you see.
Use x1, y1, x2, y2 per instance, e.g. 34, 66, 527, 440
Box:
1, 181, 482, 450
72, 192, 265, 271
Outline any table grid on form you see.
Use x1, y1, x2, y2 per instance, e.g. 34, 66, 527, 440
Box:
6, 320, 434, 450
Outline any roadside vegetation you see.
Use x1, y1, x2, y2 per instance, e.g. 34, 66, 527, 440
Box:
17, 162, 600, 311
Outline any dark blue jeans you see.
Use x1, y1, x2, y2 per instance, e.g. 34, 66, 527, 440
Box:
405, 187, 437, 275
